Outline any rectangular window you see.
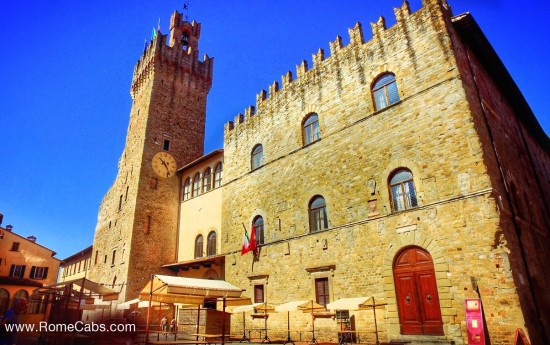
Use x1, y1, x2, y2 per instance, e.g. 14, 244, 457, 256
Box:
31, 266, 48, 279
94, 251, 98, 265
111, 250, 116, 265
315, 278, 329, 307
10, 264, 26, 278
163, 139, 171, 151
11, 242, 20, 251
254, 285, 265, 303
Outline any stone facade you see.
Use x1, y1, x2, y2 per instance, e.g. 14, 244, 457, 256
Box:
87, 10, 213, 311
220, 1, 549, 344
85, 0, 550, 344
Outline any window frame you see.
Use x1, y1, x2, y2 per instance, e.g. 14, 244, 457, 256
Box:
315, 277, 330, 307
253, 216, 265, 245
207, 231, 217, 256
183, 177, 191, 201
214, 162, 223, 188
31, 266, 48, 280
192, 173, 201, 197
309, 196, 329, 233
388, 168, 418, 212
194, 235, 204, 259
372, 73, 400, 111
202, 167, 212, 193
251, 144, 264, 170
10, 265, 26, 278
11, 242, 20, 251
302, 113, 321, 145
254, 284, 265, 303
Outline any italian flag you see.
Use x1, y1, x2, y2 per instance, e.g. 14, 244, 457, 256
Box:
241, 226, 257, 255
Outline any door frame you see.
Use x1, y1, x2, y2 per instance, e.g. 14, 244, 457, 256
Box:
393, 246, 444, 336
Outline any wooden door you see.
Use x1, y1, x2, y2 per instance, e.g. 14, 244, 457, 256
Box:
394, 247, 444, 335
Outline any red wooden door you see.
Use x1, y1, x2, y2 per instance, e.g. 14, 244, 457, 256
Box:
394, 247, 444, 335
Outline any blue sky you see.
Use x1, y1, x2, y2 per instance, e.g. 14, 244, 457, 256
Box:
0, 0, 548, 260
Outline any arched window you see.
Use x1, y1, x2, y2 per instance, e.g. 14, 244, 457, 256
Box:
309, 196, 328, 232
192, 173, 201, 197
13, 290, 28, 300
251, 144, 264, 170
253, 216, 265, 245
303, 113, 321, 145
214, 162, 223, 188
183, 177, 191, 201
207, 231, 217, 256
372, 73, 400, 110
203, 167, 212, 193
195, 235, 204, 259
12, 290, 28, 309
389, 168, 418, 212
0, 288, 9, 315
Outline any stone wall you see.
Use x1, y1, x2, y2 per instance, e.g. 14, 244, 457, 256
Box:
220, 1, 539, 344
450, 13, 550, 343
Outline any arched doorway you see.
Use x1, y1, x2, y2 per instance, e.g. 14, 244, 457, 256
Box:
393, 246, 444, 335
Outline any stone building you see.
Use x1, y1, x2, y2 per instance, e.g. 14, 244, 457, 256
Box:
87, 10, 213, 306
221, 0, 550, 343
87, 0, 549, 344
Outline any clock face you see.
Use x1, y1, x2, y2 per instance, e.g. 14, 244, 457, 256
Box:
152, 151, 177, 178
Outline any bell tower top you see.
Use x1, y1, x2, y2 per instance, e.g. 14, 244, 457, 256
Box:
130, 11, 213, 99
169, 11, 200, 52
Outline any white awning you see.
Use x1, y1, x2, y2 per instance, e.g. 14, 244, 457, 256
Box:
138, 275, 246, 305
326, 297, 372, 311
40, 277, 119, 301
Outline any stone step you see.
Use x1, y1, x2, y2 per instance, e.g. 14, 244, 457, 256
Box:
388, 336, 457, 345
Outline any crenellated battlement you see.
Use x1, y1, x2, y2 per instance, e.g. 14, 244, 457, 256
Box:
224, 0, 451, 135
130, 11, 213, 98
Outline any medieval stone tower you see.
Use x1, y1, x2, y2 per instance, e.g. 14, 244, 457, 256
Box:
88, 11, 213, 303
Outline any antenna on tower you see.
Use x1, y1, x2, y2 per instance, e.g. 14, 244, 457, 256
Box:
183, 0, 190, 21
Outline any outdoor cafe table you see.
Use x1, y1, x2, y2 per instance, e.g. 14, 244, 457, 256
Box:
147, 341, 210, 345
243, 328, 271, 343
189, 333, 231, 344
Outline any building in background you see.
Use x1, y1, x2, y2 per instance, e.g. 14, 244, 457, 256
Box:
59, 245, 93, 283
0, 214, 61, 317
85, 0, 550, 344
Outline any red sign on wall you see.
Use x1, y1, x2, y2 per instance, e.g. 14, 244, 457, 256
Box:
465, 299, 486, 345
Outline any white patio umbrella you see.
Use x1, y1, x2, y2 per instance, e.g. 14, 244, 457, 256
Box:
275, 300, 325, 345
